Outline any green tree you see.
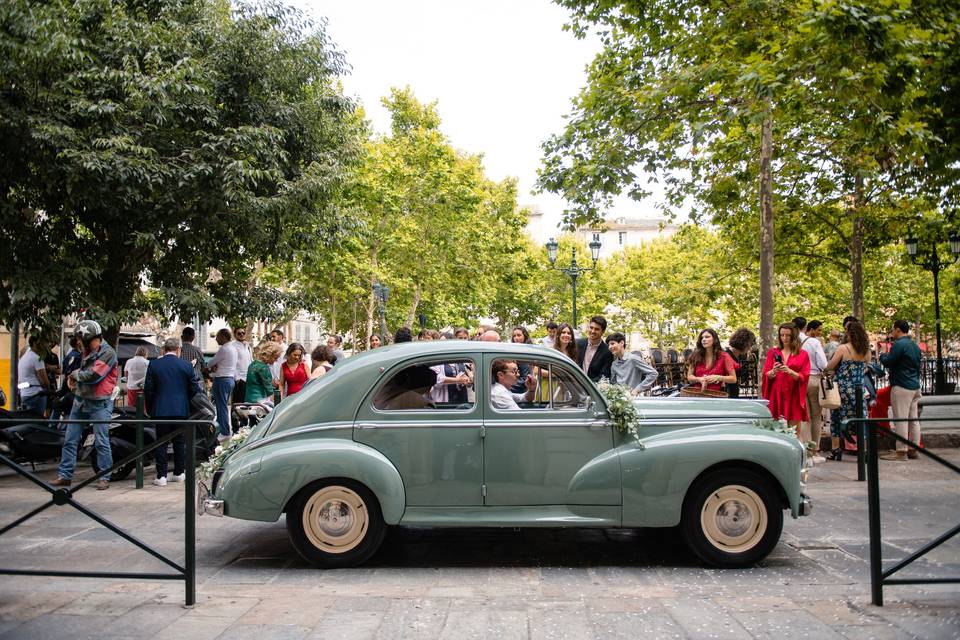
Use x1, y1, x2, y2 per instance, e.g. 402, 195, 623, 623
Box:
0, 0, 360, 339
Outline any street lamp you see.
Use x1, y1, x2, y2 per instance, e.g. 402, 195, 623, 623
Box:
545, 236, 602, 328
904, 230, 960, 394
373, 282, 389, 344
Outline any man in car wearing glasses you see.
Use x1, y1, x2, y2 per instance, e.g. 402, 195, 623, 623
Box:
491, 359, 536, 410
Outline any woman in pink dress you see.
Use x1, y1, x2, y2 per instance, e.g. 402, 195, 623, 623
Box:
761, 323, 811, 429
280, 343, 308, 397
685, 328, 738, 392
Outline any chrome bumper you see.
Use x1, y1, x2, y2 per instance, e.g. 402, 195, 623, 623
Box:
197, 481, 224, 517
799, 493, 813, 517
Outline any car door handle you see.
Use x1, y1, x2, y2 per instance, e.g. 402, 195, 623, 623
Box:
355, 423, 379, 430
589, 421, 608, 430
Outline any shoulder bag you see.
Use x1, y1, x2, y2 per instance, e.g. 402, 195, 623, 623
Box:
819, 375, 841, 410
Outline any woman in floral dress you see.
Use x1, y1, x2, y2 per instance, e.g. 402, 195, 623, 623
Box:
823, 320, 871, 460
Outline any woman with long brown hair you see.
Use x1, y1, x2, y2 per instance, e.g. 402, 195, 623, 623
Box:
685, 328, 737, 392
761, 323, 811, 432
553, 323, 578, 362
822, 319, 871, 460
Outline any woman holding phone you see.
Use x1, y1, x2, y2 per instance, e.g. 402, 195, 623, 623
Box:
761, 322, 811, 434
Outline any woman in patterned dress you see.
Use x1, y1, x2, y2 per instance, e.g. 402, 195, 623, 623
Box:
822, 320, 871, 460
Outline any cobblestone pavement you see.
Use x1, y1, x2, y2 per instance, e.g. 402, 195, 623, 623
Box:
0, 451, 957, 639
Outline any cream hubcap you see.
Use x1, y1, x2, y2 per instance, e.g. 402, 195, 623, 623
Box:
302, 486, 369, 554
700, 485, 767, 554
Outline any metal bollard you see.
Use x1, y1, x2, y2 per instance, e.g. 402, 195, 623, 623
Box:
135, 394, 145, 489
856, 386, 865, 482
185, 423, 196, 607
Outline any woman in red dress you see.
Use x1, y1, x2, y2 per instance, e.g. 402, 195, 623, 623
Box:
761, 323, 811, 430
686, 328, 738, 392
280, 342, 308, 397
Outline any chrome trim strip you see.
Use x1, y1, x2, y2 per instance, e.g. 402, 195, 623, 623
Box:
483, 420, 605, 428
356, 421, 484, 429
245, 422, 354, 450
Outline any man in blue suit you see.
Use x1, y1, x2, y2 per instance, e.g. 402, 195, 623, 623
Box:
144, 337, 203, 486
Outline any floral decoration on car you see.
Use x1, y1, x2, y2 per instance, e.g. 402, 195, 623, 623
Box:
596, 381, 642, 439
199, 427, 251, 481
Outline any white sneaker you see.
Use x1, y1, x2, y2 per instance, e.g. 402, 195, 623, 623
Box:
152, 476, 167, 487
169, 473, 186, 483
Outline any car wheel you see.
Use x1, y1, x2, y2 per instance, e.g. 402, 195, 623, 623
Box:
286, 479, 386, 568
681, 468, 783, 568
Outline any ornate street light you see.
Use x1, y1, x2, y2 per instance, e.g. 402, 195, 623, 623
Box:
904, 229, 960, 394
373, 282, 389, 344
545, 236, 602, 329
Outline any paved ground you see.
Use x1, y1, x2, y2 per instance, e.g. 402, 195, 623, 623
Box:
0, 452, 957, 639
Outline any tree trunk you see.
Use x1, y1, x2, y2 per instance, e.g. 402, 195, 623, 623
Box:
758, 109, 776, 355
405, 282, 422, 329
850, 175, 865, 321
365, 247, 380, 348
351, 298, 358, 351
329, 294, 336, 334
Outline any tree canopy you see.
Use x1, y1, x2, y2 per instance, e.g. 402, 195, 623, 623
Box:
0, 0, 360, 337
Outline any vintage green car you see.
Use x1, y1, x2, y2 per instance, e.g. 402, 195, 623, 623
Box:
200, 341, 811, 569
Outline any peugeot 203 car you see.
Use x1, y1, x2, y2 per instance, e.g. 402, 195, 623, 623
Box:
199, 341, 811, 568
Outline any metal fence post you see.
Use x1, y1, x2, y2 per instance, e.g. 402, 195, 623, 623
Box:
273, 389, 281, 405
866, 414, 883, 605
135, 394, 145, 489
856, 386, 865, 482
184, 423, 196, 607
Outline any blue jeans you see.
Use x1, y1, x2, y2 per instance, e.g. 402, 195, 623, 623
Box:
21, 393, 47, 415
57, 398, 113, 481
211, 377, 235, 437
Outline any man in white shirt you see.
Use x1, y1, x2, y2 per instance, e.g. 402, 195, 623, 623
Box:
231, 327, 253, 404
490, 359, 536, 410
795, 317, 828, 462
268, 329, 287, 383
207, 328, 237, 438
18, 336, 50, 414
540, 322, 559, 349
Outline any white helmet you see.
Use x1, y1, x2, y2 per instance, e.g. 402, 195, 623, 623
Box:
74, 319, 103, 345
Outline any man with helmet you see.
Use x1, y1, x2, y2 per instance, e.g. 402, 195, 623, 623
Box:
51, 320, 118, 490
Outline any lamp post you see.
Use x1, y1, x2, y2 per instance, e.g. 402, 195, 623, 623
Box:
545, 236, 602, 329
904, 230, 960, 394
373, 282, 389, 343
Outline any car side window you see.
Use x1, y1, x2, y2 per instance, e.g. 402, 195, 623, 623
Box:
373, 360, 475, 411
489, 359, 592, 411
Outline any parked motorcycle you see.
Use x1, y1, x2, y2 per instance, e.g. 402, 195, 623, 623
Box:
0, 394, 217, 481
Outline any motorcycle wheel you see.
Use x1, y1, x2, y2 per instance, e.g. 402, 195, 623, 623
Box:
90, 444, 139, 481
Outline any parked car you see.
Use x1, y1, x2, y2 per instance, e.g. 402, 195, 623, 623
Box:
199, 342, 811, 568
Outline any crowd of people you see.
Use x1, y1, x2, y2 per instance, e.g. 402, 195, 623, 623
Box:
11, 311, 927, 489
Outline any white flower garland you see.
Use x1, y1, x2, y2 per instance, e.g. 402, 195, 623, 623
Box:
199, 427, 251, 481
596, 380, 642, 439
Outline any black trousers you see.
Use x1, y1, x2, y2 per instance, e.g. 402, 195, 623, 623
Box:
155, 421, 186, 478
232, 379, 246, 403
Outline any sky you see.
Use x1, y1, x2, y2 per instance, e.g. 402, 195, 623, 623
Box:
293, 0, 654, 241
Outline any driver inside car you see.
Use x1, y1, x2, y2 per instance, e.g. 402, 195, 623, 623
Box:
490, 359, 536, 410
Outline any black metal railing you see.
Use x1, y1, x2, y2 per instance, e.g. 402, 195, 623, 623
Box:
843, 410, 960, 606
654, 354, 760, 398
0, 417, 208, 606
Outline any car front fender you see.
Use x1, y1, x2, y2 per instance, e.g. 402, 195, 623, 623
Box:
216, 438, 406, 524
619, 424, 804, 527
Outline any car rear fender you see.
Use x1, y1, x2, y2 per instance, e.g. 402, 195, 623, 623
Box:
619, 424, 803, 527
217, 439, 406, 524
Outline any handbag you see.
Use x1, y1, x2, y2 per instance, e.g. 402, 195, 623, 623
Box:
819, 375, 841, 410
680, 385, 729, 398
